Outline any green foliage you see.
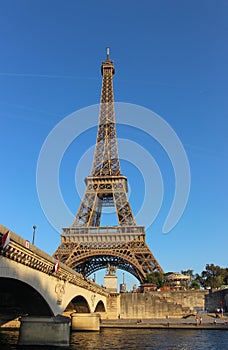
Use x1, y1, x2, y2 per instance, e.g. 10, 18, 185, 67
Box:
196, 264, 228, 289
146, 272, 164, 288
146, 264, 228, 290
190, 280, 200, 290
181, 269, 197, 289
181, 269, 194, 279
180, 265, 228, 289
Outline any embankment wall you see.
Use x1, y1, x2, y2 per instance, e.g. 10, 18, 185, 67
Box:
205, 289, 228, 313
120, 290, 208, 319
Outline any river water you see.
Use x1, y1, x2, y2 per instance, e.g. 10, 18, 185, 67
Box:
1, 328, 228, 349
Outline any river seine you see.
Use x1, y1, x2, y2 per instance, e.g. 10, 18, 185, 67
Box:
1, 328, 228, 349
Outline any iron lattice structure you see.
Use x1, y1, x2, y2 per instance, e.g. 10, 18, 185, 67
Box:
54, 49, 163, 283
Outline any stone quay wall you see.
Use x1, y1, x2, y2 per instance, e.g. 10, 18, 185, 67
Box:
157, 290, 208, 311
205, 289, 228, 313
120, 290, 208, 319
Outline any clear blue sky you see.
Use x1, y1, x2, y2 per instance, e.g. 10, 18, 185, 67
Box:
0, 1, 227, 289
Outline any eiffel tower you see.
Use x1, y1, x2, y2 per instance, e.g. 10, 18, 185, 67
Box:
54, 48, 163, 283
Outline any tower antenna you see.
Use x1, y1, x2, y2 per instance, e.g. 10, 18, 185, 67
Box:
106, 47, 110, 61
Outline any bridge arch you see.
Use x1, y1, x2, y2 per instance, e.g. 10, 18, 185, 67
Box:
0, 256, 70, 315
0, 277, 53, 322
94, 300, 105, 312
65, 295, 91, 313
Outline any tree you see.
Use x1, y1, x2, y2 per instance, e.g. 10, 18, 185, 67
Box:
181, 269, 200, 289
190, 280, 200, 290
181, 270, 194, 280
197, 264, 228, 289
146, 265, 228, 290
223, 268, 228, 285
146, 272, 164, 288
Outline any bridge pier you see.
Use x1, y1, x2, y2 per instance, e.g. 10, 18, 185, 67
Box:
71, 313, 100, 331
18, 315, 71, 347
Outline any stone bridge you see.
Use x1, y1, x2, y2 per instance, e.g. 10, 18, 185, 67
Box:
0, 224, 114, 326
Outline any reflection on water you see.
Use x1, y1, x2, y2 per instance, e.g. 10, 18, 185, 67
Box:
0, 329, 19, 349
0, 328, 228, 350
71, 329, 228, 350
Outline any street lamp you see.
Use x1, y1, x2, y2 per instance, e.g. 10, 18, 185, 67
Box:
32, 225, 37, 245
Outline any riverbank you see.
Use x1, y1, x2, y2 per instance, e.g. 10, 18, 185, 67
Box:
101, 316, 228, 330
1, 315, 228, 331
